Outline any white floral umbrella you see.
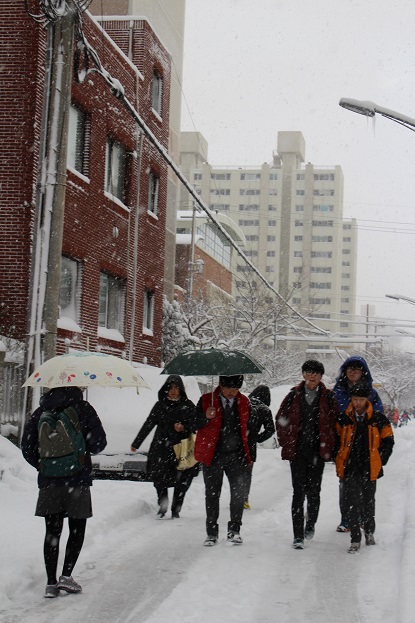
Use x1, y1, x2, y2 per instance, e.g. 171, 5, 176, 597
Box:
23, 352, 150, 390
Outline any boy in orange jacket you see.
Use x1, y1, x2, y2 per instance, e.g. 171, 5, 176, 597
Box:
335, 382, 394, 553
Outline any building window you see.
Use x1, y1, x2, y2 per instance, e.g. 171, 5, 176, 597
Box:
143, 287, 155, 332
99, 273, 125, 333
268, 220, 277, 226
312, 220, 333, 227
239, 219, 259, 226
312, 251, 332, 258
246, 235, 259, 241
148, 171, 160, 215
211, 173, 231, 180
152, 70, 163, 115
267, 235, 276, 241
294, 251, 303, 257
240, 173, 261, 180
312, 235, 332, 242
68, 104, 89, 176
311, 266, 332, 273
310, 282, 331, 289
342, 249, 351, 255
294, 235, 303, 241
59, 257, 81, 322
267, 250, 276, 257
105, 137, 126, 202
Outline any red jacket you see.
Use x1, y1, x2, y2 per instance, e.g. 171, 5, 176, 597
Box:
194, 387, 252, 466
276, 381, 338, 461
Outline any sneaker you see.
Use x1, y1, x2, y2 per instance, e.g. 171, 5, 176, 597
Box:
365, 532, 376, 546
57, 575, 82, 593
336, 524, 350, 533
347, 542, 361, 554
156, 510, 166, 519
227, 531, 243, 545
204, 535, 218, 547
243, 500, 251, 510
44, 584, 59, 598
171, 511, 180, 519
304, 522, 315, 540
292, 538, 304, 550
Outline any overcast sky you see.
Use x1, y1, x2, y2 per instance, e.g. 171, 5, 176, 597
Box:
180, 0, 415, 348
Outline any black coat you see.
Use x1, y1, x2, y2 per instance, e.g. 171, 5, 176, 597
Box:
21, 386, 107, 488
131, 375, 196, 487
248, 397, 275, 462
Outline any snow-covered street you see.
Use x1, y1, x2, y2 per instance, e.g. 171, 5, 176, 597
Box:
1, 420, 415, 623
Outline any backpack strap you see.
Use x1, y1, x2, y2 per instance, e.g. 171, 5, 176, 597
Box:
63, 405, 82, 434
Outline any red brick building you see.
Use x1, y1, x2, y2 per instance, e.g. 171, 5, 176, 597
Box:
0, 4, 171, 367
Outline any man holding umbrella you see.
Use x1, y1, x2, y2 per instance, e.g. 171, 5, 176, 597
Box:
193, 375, 252, 547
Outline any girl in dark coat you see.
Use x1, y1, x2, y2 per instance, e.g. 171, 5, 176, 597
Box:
131, 375, 197, 518
21, 386, 107, 598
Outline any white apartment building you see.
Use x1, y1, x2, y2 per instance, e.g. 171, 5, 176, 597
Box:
179, 131, 358, 350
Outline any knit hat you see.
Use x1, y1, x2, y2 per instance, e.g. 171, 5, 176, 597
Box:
219, 375, 244, 389
301, 360, 325, 375
349, 382, 371, 398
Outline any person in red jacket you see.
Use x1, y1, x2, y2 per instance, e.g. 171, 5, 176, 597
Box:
276, 360, 338, 550
194, 375, 252, 547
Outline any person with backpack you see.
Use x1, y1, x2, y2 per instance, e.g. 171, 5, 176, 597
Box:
21, 386, 107, 599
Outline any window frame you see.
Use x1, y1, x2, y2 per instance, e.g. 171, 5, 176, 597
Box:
98, 272, 125, 334
105, 136, 127, 204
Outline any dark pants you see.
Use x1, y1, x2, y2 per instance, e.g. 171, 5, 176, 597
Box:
155, 469, 196, 514
44, 514, 87, 585
202, 453, 251, 536
245, 463, 254, 502
339, 481, 348, 526
290, 453, 325, 539
343, 473, 376, 542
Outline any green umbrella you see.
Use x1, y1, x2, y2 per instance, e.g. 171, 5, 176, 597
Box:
162, 348, 264, 376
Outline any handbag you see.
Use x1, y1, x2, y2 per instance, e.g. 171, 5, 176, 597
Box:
173, 433, 198, 470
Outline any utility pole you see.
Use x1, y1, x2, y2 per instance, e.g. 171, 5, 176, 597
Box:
42, 9, 76, 361
24, 2, 77, 417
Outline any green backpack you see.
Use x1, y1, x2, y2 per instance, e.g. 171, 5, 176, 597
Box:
38, 406, 86, 477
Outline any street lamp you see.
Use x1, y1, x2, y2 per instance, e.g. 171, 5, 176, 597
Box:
339, 98, 415, 133
385, 293, 415, 306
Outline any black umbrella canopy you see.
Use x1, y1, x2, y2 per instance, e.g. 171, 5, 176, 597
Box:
162, 348, 264, 376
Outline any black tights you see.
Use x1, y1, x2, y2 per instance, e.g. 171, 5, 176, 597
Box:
44, 514, 87, 585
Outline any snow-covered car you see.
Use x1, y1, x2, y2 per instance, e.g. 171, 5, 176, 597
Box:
87, 365, 201, 482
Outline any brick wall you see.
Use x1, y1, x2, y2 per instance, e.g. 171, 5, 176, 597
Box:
0, 5, 170, 367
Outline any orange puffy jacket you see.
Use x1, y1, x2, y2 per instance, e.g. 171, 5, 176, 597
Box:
335, 401, 394, 481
